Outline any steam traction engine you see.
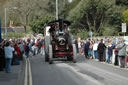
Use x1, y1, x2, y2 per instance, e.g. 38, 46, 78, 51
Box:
44, 19, 76, 64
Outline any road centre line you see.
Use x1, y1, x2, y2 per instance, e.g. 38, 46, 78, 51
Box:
24, 58, 28, 85
28, 59, 33, 85
24, 58, 33, 85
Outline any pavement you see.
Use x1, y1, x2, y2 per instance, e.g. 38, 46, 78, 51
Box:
0, 61, 23, 85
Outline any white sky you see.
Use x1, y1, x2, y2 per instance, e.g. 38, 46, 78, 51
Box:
68, 0, 72, 3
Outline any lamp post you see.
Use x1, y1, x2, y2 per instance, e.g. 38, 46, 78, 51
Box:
56, 0, 58, 20
4, 7, 18, 38
0, 16, 1, 42
4, 8, 7, 38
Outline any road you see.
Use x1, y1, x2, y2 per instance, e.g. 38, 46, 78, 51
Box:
24, 54, 128, 85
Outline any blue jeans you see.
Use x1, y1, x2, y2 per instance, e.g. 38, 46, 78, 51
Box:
41, 48, 44, 56
94, 50, 98, 59
107, 54, 112, 63
5, 58, 12, 73
25, 51, 30, 58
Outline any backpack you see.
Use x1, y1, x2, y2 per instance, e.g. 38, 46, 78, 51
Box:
26, 44, 30, 52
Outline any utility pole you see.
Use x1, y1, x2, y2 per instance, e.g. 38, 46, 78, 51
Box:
0, 16, 1, 42
56, 0, 58, 20
4, 7, 18, 38
5, 8, 7, 38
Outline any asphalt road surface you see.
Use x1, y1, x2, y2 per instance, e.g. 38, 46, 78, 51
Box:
26, 54, 128, 85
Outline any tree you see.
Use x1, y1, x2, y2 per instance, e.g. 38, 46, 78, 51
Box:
29, 16, 55, 34
67, 0, 115, 35
116, 0, 128, 6
4, 0, 49, 32
122, 10, 128, 23
46, 0, 69, 19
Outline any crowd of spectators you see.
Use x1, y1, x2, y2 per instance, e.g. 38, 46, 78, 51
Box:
0, 37, 44, 73
75, 38, 128, 68
1, 36, 128, 73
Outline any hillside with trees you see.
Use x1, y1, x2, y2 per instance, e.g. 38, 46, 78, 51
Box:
64, 0, 128, 38
0, 0, 128, 38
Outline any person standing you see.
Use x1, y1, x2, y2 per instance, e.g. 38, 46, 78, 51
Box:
117, 40, 127, 68
107, 43, 113, 64
14, 43, 21, 60
19, 41, 24, 60
74, 40, 78, 53
83, 39, 90, 59
77, 37, 81, 54
0, 43, 5, 71
114, 47, 119, 66
97, 39, 106, 61
25, 42, 30, 58
89, 40, 94, 59
4, 41, 14, 73
93, 40, 99, 59
41, 41, 45, 56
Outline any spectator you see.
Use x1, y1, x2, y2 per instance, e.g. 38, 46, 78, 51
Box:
4, 41, 14, 73
107, 43, 113, 64
117, 40, 127, 68
14, 43, 21, 60
74, 40, 78, 53
83, 39, 90, 59
97, 39, 106, 61
25, 42, 31, 58
88, 40, 94, 59
19, 41, 24, 60
93, 40, 99, 59
77, 37, 81, 54
0, 42, 5, 71
114, 42, 119, 66
41, 41, 45, 56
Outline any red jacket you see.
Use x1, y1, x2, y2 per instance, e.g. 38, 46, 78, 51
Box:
15, 45, 21, 56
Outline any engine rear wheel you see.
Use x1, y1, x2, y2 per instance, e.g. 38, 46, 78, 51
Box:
44, 36, 50, 62
72, 44, 76, 63
49, 45, 53, 64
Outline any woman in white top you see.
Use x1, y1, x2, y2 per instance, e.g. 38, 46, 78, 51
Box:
4, 41, 14, 73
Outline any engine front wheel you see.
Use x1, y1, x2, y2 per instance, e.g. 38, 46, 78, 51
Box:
72, 44, 76, 63
49, 45, 53, 64
44, 36, 50, 62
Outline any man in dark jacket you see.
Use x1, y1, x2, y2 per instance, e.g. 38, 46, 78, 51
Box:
0, 43, 5, 71
98, 39, 106, 61
83, 39, 90, 59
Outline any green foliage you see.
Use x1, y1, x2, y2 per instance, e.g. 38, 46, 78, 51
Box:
116, 0, 128, 6
63, 0, 81, 18
122, 10, 128, 23
73, 31, 89, 39
107, 6, 122, 28
102, 25, 119, 36
4, 32, 26, 38
29, 16, 55, 34
67, 0, 114, 35
2, 0, 128, 37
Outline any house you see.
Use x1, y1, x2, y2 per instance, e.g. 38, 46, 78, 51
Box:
1, 21, 25, 33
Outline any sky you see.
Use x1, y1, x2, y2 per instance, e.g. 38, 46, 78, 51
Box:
68, 0, 72, 3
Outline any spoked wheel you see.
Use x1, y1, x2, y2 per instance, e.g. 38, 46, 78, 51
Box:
49, 45, 53, 64
72, 44, 76, 63
44, 36, 50, 62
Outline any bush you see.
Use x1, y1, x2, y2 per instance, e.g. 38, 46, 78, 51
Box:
3, 32, 26, 38
29, 16, 55, 34
76, 32, 89, 40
